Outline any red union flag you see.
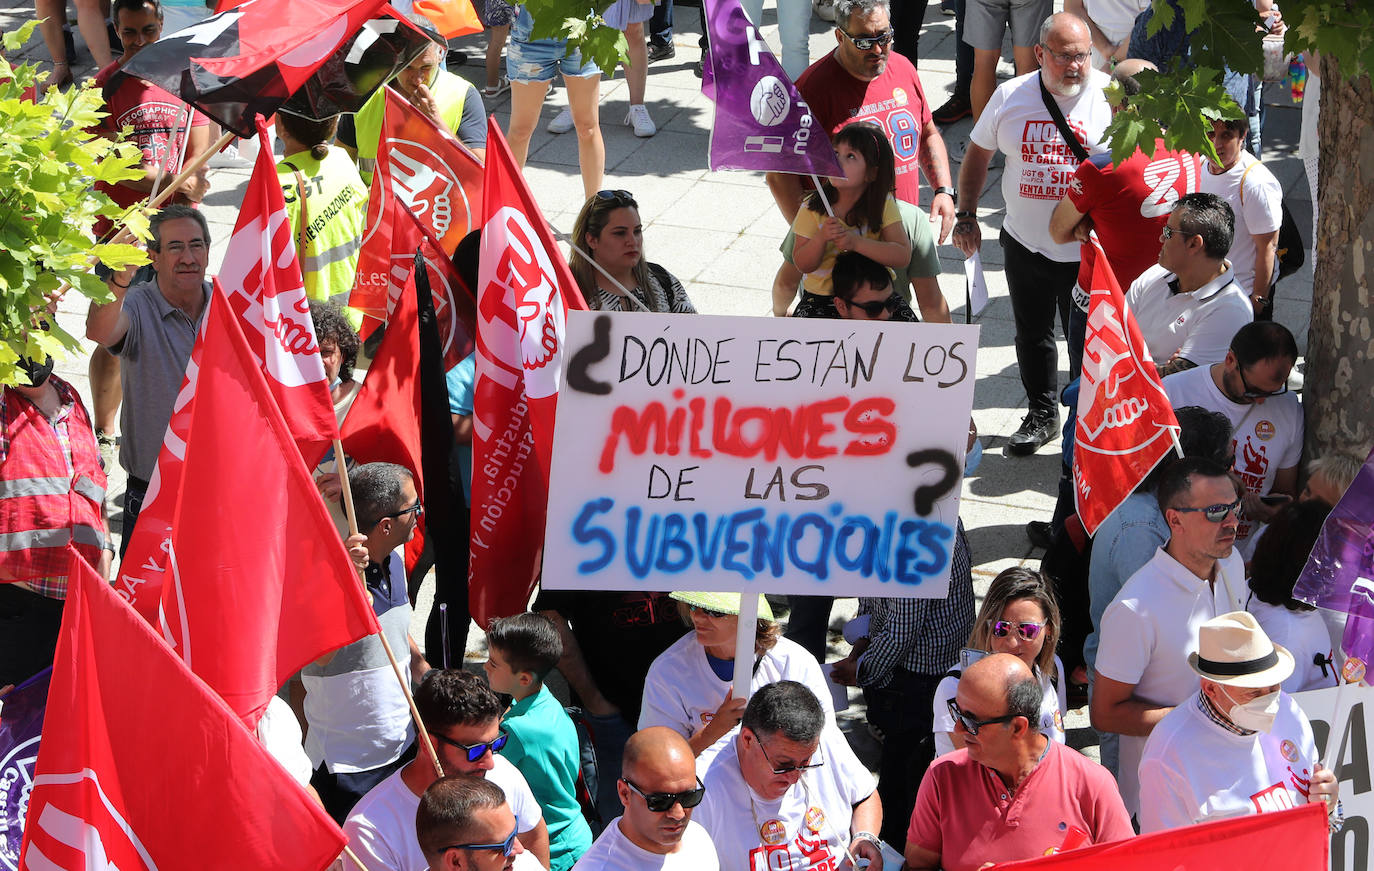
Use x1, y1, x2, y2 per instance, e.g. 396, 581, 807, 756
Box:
469, 119, 587, 626
1073, 235, 1180, 535
19, 551, 346, 871
351, 86, 483, 325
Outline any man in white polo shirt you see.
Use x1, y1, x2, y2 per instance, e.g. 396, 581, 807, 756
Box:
1138, 611, 1339, 833
1126, 192, 1252, 376
1090, 457, 1249, 818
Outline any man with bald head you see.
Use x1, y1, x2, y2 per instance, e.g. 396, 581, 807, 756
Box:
905, 655, 1131, 871
573, 727, 718, 870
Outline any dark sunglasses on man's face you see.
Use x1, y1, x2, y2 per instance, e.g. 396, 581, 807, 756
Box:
384, 499, 423, 520
442, 827, 519, 858
947, 698, 1018, 736
844, 294, 900, 317
1169, 498, 1242, 523
622, 777, 707, 812
841, 27, 894, 50
432, 730, 509, 762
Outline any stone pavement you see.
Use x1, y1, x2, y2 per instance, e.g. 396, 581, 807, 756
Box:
3, 1, 1317, 759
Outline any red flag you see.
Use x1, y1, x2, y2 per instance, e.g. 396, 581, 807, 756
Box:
413, 0, 484, 37
1073, 234, 1180, 535
115, 286, 378, 726
351, 86, 484, 324
468, 120, 587, 627
19, 551, 346, 871
219, 113, 338, 468
988, 803, 1327, 870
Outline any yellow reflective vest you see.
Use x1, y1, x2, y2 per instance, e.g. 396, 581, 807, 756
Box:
277, 145, 369, 319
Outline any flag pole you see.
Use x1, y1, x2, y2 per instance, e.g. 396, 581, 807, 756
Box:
808, 174, 837, 218
551, 229, 652, 312
732, 593, 759, 703
344, 845, 380, 871
334, 439, 360, 536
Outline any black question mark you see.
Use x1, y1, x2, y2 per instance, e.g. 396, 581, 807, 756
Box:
567, 314, 613, 395
906, 448, 960, 516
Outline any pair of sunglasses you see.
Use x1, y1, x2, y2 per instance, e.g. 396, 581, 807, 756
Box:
1169, 498, 1242, 523
622, 777, 706, 812
844, 294, 900, 317
947, 698, 1019, 736
687, 603, 731, 620
987, 619, 1046, 641
841, 27, 894, 50
442, 827, 519, 858
596, 189, 637, 206
431, 730, 509, 762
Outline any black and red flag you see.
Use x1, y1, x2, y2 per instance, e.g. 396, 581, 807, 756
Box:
121, 0, 437, 137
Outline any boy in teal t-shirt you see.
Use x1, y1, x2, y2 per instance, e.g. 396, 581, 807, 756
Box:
485, 613, 594, 871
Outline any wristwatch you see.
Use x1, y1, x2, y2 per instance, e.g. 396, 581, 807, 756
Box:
955, 210, 977, 221
933, 186, 955, 200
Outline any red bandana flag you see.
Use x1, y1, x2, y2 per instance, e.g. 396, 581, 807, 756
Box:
116, 286, 378, 726
469, 119, 587, 627
19, 551, 347, 871
351, 86, 484, 327
1073, 235, 1180, 535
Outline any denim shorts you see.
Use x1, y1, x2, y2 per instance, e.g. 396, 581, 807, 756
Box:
507, 6, 600, 83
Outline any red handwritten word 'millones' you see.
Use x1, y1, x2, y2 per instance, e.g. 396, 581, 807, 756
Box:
598, 389, 896, 473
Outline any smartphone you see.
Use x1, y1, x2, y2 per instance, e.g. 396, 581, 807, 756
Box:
1260, 493, 1293, 506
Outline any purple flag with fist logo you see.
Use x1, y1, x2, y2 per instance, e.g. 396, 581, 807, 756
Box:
0, 667, 49, 869
700, 0, 842, 176
1294, 446, 1374, 682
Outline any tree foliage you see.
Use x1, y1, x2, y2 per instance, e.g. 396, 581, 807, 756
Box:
521, 0, 630, 81
0, 20, 149, 387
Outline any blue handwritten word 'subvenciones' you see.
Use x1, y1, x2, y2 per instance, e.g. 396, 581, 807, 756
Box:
569, 499, 951, 583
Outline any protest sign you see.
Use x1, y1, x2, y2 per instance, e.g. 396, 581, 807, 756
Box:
1294, 684, 1374, 871
543, 311, 979, 598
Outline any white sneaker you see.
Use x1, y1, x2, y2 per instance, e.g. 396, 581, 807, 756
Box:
814, 0, 838, 23
547, 106, 574, 134
625, 103, 656, 138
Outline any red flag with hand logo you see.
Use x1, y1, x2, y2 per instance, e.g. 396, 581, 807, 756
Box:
351, 86, 483, 326
469, 119, 587, 627
1072, 234, 1180, 535
19, 550, 346, 871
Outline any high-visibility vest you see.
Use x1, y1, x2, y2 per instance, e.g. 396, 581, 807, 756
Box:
354, 69, 468, 186
0, 382, 107, 584
277, 146, 369, 312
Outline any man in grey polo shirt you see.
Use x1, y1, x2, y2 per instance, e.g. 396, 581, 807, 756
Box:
86, 204, 211, 556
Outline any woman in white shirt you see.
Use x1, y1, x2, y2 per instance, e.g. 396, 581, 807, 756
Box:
638, 591, 832, 755
931, 567, 1068, 756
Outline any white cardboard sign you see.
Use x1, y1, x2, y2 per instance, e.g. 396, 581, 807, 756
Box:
1293, 685, 1374, 871
542, 311, 979, 598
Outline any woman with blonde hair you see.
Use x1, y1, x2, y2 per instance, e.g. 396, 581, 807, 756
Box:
931, 567, 1067, 755
639, 592, 832, 755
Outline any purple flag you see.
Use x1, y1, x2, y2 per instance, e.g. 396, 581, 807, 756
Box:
0, 667, 49, 868
699, 0, 842, 177
1294, 446, 1374, 681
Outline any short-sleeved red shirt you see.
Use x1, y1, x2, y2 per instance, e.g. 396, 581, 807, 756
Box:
795, 51, 933, 206
1067, 141, 1202, 291
907, 741, 1135, 871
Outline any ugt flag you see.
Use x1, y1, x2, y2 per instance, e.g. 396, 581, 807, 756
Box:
699, 0, 841, 176
116, 286, 378, 726
0, 668, 49, 868
469, 119, 587, 627
1294, 445, 1374, 680
19, 552, 346, 871
121, 0, 436, 136
1072, 234, 1180, 535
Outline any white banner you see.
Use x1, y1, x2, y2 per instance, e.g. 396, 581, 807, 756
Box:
543, 311, 979, 597
1294, 685, 1374, 871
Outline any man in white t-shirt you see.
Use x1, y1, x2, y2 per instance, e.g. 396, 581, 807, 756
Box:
574, 727, 718, 871
693, 682, 883, 870
1164, 321, 1303, 556
1126, 192, 1252, 376
955, 11, 1112, 456
1199, 118, 1283, 312
415, 776, 537, 871
1138, 611, 1339, 833
1090, 457, 1250, 817
344, 670, 551, 871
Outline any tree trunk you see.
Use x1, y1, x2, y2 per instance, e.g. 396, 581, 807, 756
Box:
1305, 58, 1374, 461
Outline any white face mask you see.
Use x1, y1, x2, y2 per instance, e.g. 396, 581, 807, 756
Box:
1221, 687, 1280, 733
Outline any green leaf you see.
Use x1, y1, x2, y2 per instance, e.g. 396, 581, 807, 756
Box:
1, 19, 38, 51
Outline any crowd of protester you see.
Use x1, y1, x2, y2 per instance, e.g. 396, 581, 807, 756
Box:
3, 0, 1367, 867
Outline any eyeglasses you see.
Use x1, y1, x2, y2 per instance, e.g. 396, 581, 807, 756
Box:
442, 827, 519, 858
843, 294, 900, 317
1169, 498, 1242, 522
1160, 224, 1183, 241
841, 28, 894, 50
687, 603, 731, 620
1040, 45, 1090, 65
621, 777, 707, 812
1237, 366, 1290, 400
596, 189, 637, 206
384, 499, 423, 520
431, 729, 509, 762
947, 699, 1019, 736
988, 620, 1046, 641
757, 738, 824, 775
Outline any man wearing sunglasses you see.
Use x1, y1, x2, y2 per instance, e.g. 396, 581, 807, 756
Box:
573, 728, 719, 870
906, 655, 1132, 871
1165, 321, 1303, 557
417, 776, 535, 871
1092, 457, 1249, 818
693, 682, 883, 871
344, 670, 551, 871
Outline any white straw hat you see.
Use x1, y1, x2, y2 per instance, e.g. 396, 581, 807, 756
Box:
1188, 610, 1295, 688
